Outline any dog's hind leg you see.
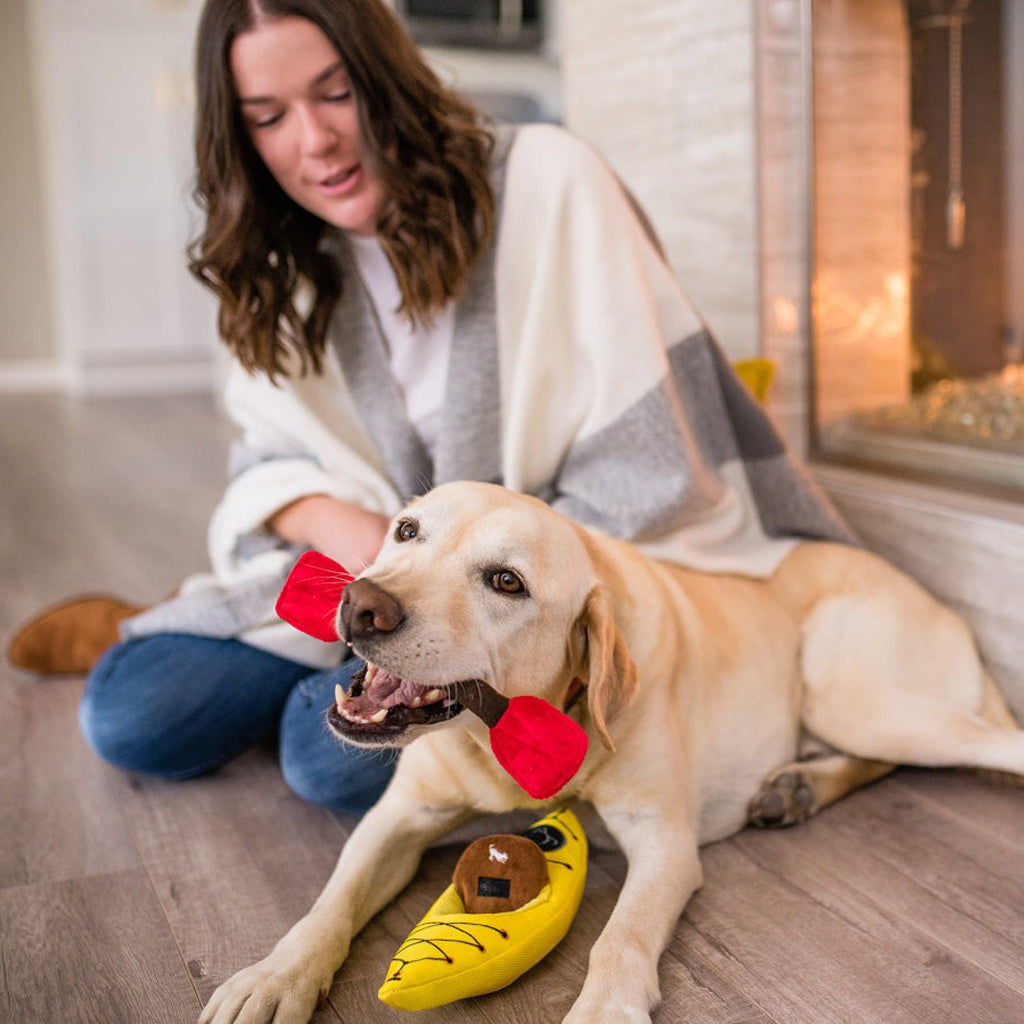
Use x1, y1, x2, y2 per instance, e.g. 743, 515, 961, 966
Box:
813, 698, 1024, 776
748, 753, 895, 828
970, 672, 1024, 788
792, 586, 1024, 780
803, 667, 1024, 780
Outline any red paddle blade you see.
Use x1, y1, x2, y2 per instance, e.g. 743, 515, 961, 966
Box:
489, 696, 589, 800
275, 551, 353, 642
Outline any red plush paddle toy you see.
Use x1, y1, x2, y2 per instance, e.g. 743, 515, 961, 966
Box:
276, 551, 588, 800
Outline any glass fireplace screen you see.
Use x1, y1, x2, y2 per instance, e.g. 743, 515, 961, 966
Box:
811, 0, 1023, 495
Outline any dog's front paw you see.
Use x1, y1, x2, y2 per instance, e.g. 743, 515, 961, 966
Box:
198, 949, 336, 1024
563, 995, 651, 1024
748, 770, 817, 828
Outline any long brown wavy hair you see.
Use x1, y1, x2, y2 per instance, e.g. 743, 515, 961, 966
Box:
189, 0, 496, 380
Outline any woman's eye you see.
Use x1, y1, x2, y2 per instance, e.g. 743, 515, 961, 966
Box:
395, 519, 419, 542
490, 570, 525, 595
324, 90, 352, 103
250, 113, 282, 130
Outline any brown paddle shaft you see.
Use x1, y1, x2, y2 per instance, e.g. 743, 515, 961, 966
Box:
449, 679, 511, 728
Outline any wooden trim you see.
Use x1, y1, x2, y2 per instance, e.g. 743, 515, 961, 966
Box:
814, 463, 1024, 528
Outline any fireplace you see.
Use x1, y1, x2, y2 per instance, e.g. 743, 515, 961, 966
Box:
562, 0, 1024, 716
806, 0, 1024, 494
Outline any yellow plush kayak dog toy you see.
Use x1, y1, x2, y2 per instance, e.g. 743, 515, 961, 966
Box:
378, 808, 588, 1011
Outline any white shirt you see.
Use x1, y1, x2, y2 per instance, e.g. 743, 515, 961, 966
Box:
348, 233, 453, 455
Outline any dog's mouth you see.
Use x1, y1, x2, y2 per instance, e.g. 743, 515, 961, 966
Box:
327, 663, 465, 744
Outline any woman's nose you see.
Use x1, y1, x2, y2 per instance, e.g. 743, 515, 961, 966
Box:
296, 104, 336, 158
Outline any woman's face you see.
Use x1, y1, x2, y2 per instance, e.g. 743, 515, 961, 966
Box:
230, 15, 388, 236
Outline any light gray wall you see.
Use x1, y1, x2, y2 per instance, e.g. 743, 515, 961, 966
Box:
561, 0, 759, 363
0, 0, 54, 363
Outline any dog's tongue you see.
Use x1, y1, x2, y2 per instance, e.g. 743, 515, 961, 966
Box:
365, 667, 441, 709
367, 669, 411, 708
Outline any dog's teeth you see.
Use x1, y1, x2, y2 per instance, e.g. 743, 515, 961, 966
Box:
335, 684, 345, 708
338, 702, 387, 726
365, 664, 378, 684
408, 688, 443, 709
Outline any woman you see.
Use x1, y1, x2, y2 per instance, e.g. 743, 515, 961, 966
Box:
10, 0, 852, 812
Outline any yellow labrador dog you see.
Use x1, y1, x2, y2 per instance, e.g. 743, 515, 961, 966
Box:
201, 481, 1023, 1024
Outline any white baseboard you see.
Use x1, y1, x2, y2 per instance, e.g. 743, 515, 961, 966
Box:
74, 360, 216, 396
0, 357, 216, 396
0, 358, 72, 393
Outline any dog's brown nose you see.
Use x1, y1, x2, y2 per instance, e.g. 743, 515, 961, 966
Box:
340, 578, 405, 641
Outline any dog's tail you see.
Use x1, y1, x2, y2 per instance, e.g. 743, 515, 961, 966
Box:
972, 669, 1024, 789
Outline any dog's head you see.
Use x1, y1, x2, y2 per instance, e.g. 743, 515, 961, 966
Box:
327, 482, 637, 752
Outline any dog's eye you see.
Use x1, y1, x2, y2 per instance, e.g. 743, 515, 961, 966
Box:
490, 569, 526, 595
394, 518, 419, 542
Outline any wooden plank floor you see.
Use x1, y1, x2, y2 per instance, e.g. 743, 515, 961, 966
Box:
3, 392, 1024, 1024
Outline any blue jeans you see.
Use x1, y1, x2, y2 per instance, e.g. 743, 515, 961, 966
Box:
79, 634, 396, 814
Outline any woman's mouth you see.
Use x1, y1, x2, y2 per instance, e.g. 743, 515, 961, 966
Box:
316, 165, 361, 197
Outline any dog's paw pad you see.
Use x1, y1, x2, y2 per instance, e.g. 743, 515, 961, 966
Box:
748, 771, 816, 828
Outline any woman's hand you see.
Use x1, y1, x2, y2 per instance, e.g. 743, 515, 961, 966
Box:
268, 495, 390, 571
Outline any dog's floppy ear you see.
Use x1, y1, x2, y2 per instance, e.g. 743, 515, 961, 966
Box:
573, 585, 638, 752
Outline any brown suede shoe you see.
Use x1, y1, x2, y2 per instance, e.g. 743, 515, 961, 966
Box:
6, 595, 147, 676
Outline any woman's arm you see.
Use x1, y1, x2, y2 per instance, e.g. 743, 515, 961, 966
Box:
269, 494, 390, 571
205, 353, 405, 582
